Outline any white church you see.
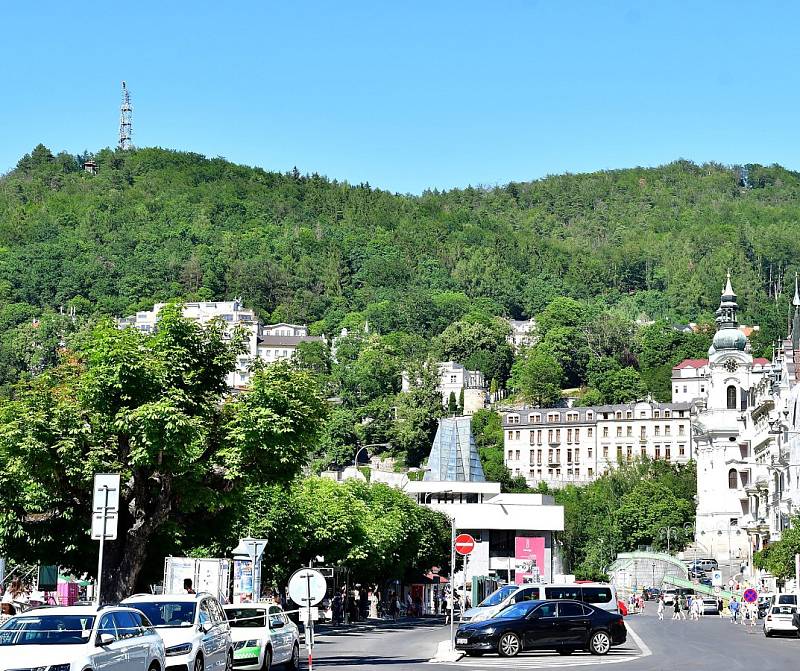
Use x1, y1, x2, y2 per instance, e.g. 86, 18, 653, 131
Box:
692, 273, 800, 579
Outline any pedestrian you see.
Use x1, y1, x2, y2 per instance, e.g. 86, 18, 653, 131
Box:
672, 596, 681, 620
360, 586, 369, 621
729, 597, 739, 623
657, 595, 665, 621
406, 591, 414, 618
369, 587, 379, 619
433, 591, 440, 616
679, 594, 688, 620
748, 602, 757, 627
332, 592, 342, 625
388, 591, 399, 622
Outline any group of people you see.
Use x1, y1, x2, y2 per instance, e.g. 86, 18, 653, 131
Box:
330, 585, 380, 625
727, 597, 758, 626
656, 593, 711, 621
1, 578, 31, 616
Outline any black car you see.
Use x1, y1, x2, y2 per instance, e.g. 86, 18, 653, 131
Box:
454, 599, 627, 658
643, 588, 661, 601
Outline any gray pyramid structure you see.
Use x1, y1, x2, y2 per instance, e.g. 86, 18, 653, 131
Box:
424, 416, 486, 482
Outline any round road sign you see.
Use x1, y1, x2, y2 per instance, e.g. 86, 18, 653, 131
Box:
743, 588, 758, 603
454, 533, 476, 556
288, 568, 327, 606
713, 586, 721, 594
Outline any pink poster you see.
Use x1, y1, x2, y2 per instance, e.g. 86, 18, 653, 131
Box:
514, 536, 545, 584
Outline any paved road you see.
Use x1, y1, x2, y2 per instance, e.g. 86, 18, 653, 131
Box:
310, 610, 800, 670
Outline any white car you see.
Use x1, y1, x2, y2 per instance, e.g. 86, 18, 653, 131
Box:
122, 592, 233, 671
0, 604, 165, 671
763, 604, 799, 637
662, 590, 677, 606
223, 603, 300, 670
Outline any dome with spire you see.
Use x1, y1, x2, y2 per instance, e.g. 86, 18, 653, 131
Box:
709, 271, 748, 355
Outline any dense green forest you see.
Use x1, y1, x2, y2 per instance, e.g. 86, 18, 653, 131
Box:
2, 145, 799, 468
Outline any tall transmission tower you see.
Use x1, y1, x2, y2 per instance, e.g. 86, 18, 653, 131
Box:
118, 81, 133, 150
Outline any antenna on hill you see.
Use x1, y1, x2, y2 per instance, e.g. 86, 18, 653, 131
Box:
118, 81, 133, 150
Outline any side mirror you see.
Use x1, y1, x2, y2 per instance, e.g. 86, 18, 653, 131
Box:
97, 632, 116, 646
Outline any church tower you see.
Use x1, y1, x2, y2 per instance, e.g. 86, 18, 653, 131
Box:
693, 273, 753, 563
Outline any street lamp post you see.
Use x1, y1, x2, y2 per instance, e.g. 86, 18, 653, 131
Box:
652, 561, 656, 588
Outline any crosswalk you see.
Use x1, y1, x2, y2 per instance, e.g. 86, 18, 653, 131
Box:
444, 647, 641, 668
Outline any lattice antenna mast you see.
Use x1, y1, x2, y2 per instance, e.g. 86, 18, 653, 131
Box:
118, 81, 133, 150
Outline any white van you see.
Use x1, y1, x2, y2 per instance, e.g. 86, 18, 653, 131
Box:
462, 583, 618, 623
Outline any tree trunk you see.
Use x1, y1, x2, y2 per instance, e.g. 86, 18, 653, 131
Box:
100, 471, 173, 603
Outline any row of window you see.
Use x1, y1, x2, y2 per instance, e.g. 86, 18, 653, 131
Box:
507, 424, 686, 442
523, 467, 595, 480
507, 408, 686, 424
507, 443, 687, 462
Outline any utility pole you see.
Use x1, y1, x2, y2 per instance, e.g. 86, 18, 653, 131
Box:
118, 81, 133, 150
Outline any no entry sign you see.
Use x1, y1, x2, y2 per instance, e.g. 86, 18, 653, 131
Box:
454, 533, 476, 556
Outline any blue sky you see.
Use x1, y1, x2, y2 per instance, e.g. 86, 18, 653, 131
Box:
2, 1, 800, 193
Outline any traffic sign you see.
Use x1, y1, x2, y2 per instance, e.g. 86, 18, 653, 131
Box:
713, 586, 721, 594
743, 588, 758, 603
299, 606, 320, 623
711, 570, 723, 587
454, 533, 476, 556
91, 474, 120, 540
288, 568, 327, 606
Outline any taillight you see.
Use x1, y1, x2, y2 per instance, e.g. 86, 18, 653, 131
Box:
766, 615, 772, 621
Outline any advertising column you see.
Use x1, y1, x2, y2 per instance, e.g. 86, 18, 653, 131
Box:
514, 537, 546, 584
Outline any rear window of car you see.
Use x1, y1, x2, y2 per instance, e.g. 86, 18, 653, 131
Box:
772, 605, 796, 615
776, 595, 797, 605
582, 587, 613, 604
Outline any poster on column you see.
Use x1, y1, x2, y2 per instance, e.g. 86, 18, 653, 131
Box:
514, 537, 545, 584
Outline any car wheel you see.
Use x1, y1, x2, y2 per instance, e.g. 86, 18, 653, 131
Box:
498, 632, 521, 657
589, 630, 611, 655
194, 655, 204, 671
764, 628, 772, 637
287, 642, 300, 670
261, 646, 272, 671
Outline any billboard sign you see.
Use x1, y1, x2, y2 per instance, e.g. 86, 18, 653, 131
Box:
514, 536, 545, 584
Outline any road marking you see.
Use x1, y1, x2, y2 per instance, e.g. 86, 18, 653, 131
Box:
429, 622, 650, 667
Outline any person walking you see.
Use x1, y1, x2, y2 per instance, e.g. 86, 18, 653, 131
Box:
717, 597, 724, 618
672, 596, 681, 620
748, 601, 758, 627
729, 597, 739, 623
657, 595, 665, 621
679, 594, 688, 620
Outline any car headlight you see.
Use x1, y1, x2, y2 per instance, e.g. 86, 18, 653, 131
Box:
166, 642, 194, 656
49, 665, 71, 671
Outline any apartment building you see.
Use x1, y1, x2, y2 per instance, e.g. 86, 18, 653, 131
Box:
503, 401, 694, 489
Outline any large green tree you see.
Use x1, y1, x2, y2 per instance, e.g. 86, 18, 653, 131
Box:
509, 347, 563, 406
0, 306, 327, 601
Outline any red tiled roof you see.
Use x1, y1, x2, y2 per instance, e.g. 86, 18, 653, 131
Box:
673, 358, 708, 370
753, 357, 770, 365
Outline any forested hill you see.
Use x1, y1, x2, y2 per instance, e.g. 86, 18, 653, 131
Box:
2, 145, 800, 346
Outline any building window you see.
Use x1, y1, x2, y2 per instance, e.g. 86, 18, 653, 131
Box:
655, 426, 660, 436
641, 446, 647, 457
626, 446, 632, 461
679, 444, 685, 456
515, 431, 520, 440
626, 411, 632, 419
533, 414, 541, 422
683, 385, 687, 393
548, 429, 553, 443
575, 429, 580, 442
556, 429, 561, 442
587, 411, 594, 420
616, 446, 623, 460
655, 410, 660, 418
655, 445, 661, 459
728, 468, 738, 489
603, 427, 608, 438
537, 430, 542, 443
516, 450, 520, 460
507, 450, 513, 459
567, 449, 573, 464
727, 385, 737, 410
664, 426, 671, 436
674, 387, 679, 395
575, 449, 580, 463
627, 426, 633, 437
616, 426, 622, 437
665, 446, 671, 461
664, 410, 671, 418
548, 449, 554, 463
508, 431, 513, 440
587, 448, 593, 459
640, 426, 646, 438
603, 446, 609, 458
449, 375, 457, 383
588, 468, 594, 477
679, 425, 685, 435
588, 428, 593, 438
567, 428, 573, 443
537, 449, 543, 465
700, 385, 705, 393
530, 431, 536, 445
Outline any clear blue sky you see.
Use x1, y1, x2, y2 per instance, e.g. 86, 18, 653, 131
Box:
2, 1, 800, 193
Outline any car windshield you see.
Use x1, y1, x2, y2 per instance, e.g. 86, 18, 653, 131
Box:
494, 601, 538, 619
225, 608, 267, 628
478, 585, 518, 607
132, 601, 196, 628
0, 615, 95, 645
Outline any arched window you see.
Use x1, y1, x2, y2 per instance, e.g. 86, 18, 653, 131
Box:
726, 385, 737, 410
728, 469, 738, 489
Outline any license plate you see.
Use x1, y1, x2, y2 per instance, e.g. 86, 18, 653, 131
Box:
456, 638, 468, 644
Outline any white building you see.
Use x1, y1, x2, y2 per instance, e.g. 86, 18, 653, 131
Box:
507, 318, 537, 351
402, 361, 489, 415
672, 357, 770, 404
119, 301, 322, 388
503, 401, 694, 489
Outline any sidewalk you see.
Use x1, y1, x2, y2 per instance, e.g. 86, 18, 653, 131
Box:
316, 615, 445, 636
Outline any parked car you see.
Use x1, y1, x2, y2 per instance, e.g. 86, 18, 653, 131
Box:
462, 584, 519, 622
0, 604, 166, 671
758, 595, 774, 619
698, 577, 713, 588
763, 604, 799, 637
642, 588, 661, 601
122, 591, 233, 671
463, 583, 618, 623
455, 599, 626, 658
688, 568, 706, 579
701, 598, 719, 615
662, 589, 678, 606
686, 559, 718, 573
223, 602, 300, 670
